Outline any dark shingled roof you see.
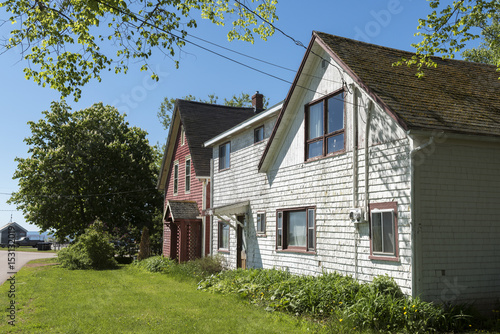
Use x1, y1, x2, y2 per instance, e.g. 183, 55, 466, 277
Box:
178, 100, 255, 177
316, 31, 500, 137
166, 200, 200, 221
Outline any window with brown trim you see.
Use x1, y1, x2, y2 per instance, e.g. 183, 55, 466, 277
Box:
276, 207, 315, 252
256, 212, 266, 234
369, 202, 399, 261
218, 222, 229, 250
305, 90, 345, 160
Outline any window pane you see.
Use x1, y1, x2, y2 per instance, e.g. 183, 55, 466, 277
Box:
372, 212, 382, 253
308, 102, 323, 140
382, 212, 395, 254
277, 212, 282, 247
254, 127, 264, 143
257, 213, 265, 233
307, 140, 323, 159
308, 209, 315, 250
327, 95, 344, 133
185, 160, 191, 192
287, 211, 306, 247
219, 223, 229, 249
173, 164, 178, 194
327, 133, 344, 154
219, 143, 230, 169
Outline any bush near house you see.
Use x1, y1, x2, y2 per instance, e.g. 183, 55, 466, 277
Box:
198, 270, 496, 333
58, 222, 117, 270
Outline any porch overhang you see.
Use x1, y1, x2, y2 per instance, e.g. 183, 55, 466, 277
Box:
208, 200, 250, 217
164, 200, 200, 222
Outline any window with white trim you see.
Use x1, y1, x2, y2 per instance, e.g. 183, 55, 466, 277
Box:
276, 207, 315, 252
305, 90, 345, 160
218, 222, 229, 250
185, 157, 191, 193
369, 202, 398, 260
173, 161, 179, 195
254, 126, 264, 143
219, 142, 231, 170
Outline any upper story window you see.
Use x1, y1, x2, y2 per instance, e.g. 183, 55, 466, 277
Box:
219, 142, 231, 170
180, 126, 185, 146
305, 90, 345, 160
185, 157, 191, 193
173, 161, 179, 195
369, 202, 399, 261
276, 207, 315, 252
254, 126, 264, 143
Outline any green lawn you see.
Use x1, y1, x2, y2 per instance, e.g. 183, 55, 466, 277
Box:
0, 259, 320, 333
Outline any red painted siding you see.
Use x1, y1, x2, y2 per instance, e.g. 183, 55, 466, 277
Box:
164, 125, 204, 212
162, 122, 211, 259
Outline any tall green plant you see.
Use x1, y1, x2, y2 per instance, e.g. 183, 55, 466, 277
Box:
58, 221, 117, 270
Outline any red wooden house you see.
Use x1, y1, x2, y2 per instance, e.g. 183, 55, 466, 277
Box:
157, 98, 259, 262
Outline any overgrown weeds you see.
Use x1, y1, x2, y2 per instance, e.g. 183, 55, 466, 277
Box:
198, 270, 490, 333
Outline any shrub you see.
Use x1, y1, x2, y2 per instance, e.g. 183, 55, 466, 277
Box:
58, 221, 117, 270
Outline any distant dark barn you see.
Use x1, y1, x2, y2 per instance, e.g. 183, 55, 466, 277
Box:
0, 222, 27, 245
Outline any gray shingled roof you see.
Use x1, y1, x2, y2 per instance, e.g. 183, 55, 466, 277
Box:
166, 200, 200, 221
316, 31, 500, 137
177, 100, 255, 177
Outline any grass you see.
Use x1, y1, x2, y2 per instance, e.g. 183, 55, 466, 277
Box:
0, 258, 319, 333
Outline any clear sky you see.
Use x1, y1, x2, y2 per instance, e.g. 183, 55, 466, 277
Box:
0, 1, 437, 231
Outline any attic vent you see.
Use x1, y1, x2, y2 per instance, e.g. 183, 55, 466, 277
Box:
321, 59, 328, 69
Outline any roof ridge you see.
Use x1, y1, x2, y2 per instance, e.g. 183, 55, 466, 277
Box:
314, 31, 498, 69
177, 99, 254, 111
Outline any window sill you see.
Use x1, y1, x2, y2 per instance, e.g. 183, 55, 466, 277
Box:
305, 149, 346, 164
218, 167, 230, 172
256, 233, 267, 238
276, 249, 316, 255
369, 254, 400, 262
218, 249, 230, 254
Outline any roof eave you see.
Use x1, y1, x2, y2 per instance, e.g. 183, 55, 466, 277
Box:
157, 102, 181, 191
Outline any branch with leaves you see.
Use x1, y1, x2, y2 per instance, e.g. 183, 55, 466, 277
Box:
0, 0, 278, 100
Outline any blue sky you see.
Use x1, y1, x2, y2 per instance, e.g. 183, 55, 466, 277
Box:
0, 1, 436, 231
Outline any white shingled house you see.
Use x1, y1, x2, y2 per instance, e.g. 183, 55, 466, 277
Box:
204, 32, 500, 311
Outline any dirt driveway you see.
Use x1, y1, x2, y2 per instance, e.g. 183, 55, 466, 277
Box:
0, 251, 57, 285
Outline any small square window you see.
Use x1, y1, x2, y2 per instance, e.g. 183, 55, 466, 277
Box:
276, 207, 315, 252
257, 213, 266, 234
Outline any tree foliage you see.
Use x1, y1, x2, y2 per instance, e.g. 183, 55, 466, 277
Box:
8, 101, 162, 239
397, 0, 500, 74
461, 12, 500, 64
0, 0, 278, 100
157, 92, 269, 131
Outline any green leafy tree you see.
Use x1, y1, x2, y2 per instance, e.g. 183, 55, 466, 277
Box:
8, 101, 163, 240
0, 0, 278, 100
397, 0, 500, 74
157, 92, 269, 131
461, 12, 500, 64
